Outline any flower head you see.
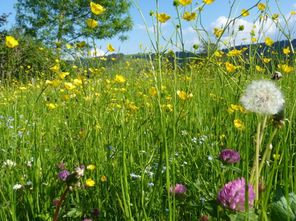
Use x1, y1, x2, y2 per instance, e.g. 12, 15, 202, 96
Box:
203, 0, 214, 4
90, 2, 105, 15
257, 3, 266, 11
219, 149, 240, 164
58, 170, 70, 181
265, 37, 274, 46
240, 80, 284, 115
87, 164, 96, 171
85, 178, 95, 187
241, 9, 250, 17
13, 184, 23, 190
170, 184, 187, 198
107, 43, 115, 52
156, 13, 171, 23
86, 18, 98, 28
218, 178, 255, 211
179, 0, 192, 6
75, 165, 85, 177
183, 12, 197, 21
5, 36, 19, 48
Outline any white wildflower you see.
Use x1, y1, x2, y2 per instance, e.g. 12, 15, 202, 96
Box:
240, 80, 284, 115
130, 173, 141, 179
148, 182, 154, 187
3, 159, 16, 168
13, 184, 23, 190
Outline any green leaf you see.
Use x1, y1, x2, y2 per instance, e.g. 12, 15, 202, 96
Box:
63, 208, 83, 218
228, 209, 258, 221
269, 192, 296, 221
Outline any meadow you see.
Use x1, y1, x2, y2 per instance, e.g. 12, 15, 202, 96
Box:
1, 1, 296, 221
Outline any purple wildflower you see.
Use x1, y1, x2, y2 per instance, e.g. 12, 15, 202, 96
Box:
170, 184, 187, 198
82, 219, 92, 221
58, 170, 70, 181
219, 149, 240, 164
217, 178, 255, 212
57, 162, 65, 170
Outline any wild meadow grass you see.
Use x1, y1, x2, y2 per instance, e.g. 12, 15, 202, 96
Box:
1, 0, 296, 220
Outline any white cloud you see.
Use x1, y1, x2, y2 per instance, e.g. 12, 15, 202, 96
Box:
182, 27, 195, 35
90, 47, 105, 57
210, 16, 278, 46
136, 24, 155, 33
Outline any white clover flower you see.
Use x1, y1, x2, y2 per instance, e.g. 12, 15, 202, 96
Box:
13, 184, 23, 190
3, 159, 16, 168
240, 80, 284, 115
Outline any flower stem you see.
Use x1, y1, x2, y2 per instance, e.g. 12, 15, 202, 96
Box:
250, 116, 267, 201
53, 186, 69, 221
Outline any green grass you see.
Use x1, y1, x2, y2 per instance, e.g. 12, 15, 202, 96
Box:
0, 56, 295, 220
1, 1, 296, 220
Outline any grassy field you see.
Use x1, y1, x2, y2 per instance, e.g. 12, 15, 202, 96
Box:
1, 1, 296, 221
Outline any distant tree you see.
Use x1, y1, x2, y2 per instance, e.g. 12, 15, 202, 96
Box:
200, 40, 218, 56
0, 13, 9, 36
15, 0, 133, 45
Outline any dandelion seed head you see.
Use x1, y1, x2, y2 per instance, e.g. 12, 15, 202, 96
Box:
240, 80, 284, 115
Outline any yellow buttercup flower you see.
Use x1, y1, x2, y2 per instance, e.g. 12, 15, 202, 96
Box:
59, 72, 70, 80
203, 0, 214, 4
156, 13, 171, 23
251, 37, 257, 43
278, 64, 293, 74
241, 9, 249, 17
90, 2, 105, 15
50, 65, 60, 73
149, 87, 157, 96
272, 14, 279, 20
213, 28, 223, 38
87, 164, 96, 170
263, 58, 271, 63
283, 47, 291, 55
114, 74, 126, 83
265, 37, 274, 47
228, 104, 245, 113
5, 36, 19, 48
255, 65, 265, 72
225, 62, 237, 73
179, 0, 192, 6
234, 119, 245, 130
46, 103, 58, 110
257, 3, 266, 11
177, 90, 193, 100
214, 50, 224, 57
182, 12, 197, 21
101, 175, 107, 182
107, 43, 115, 52
85, 178, 95, 187
73, 78, 83, 86
86, 18, 98, 28
64, 82, 76, 90
227, 49, 243, 57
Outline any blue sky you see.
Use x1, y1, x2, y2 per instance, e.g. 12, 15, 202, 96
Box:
1, 0, 296, 54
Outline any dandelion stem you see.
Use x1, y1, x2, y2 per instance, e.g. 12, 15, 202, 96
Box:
255, 121, 261, 201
